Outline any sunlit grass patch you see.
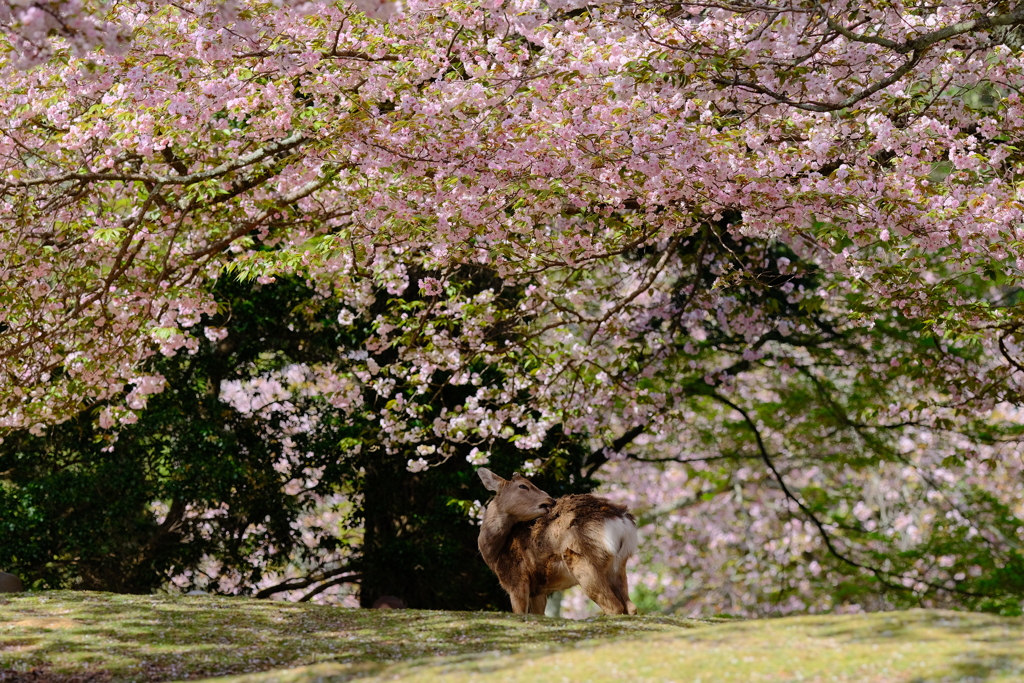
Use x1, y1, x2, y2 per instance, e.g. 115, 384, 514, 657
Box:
2, 593, 1024, 682
0, 591, 703, 681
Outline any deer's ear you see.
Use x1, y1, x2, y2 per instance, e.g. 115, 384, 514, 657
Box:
477, 468, 505, 492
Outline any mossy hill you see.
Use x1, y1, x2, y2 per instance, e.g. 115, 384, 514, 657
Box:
1, 591, 1022, 682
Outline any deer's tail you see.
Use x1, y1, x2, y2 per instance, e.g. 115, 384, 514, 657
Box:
603, 514, 639, 564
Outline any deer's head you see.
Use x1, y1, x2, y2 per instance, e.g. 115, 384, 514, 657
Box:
477, 468, 556, 522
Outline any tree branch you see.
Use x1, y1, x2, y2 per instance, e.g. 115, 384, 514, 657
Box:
707, 390, 987, 598
2, 133, 307, 190
254, 566, 359, 599
584, 423, 647, 479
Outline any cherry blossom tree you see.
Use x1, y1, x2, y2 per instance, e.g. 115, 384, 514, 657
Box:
5, 0, 1024, 612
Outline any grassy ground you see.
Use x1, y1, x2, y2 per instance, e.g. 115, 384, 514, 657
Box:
0, 592, 1022, 683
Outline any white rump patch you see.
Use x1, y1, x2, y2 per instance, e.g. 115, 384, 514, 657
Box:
603, 516, 639, 563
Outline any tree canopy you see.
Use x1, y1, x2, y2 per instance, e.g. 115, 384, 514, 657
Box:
4, 0, 1024, 614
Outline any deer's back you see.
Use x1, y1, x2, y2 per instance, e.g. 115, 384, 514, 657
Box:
537, 494, 635, 554
545, 494, 633, 525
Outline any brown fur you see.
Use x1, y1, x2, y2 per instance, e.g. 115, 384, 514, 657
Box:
371, 595, 406, 609
476, 469, 638, 616
0, 572, 23, 593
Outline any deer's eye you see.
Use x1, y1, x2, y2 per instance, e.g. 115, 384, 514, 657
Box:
519, 484, 528, 490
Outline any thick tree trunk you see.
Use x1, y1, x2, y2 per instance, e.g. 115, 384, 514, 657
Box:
357, 454, 506, 610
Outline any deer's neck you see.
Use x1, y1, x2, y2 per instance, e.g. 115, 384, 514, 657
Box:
478, 505, 518, 568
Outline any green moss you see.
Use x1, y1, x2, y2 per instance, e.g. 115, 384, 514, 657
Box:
2, 592, 1023, 683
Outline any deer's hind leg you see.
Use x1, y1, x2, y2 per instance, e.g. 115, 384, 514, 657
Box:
509, 585, 530, 614
611, 561, 637, 615
562, 548, 627, 615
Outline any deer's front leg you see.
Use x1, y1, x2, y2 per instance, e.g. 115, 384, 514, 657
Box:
529, 593, 547, 614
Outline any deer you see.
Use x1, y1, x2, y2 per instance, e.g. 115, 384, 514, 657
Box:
0, 572, 23, 593
476, 468, 638, 616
